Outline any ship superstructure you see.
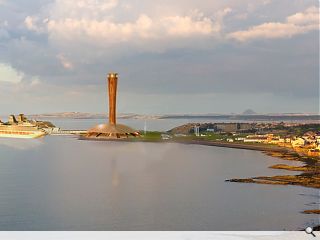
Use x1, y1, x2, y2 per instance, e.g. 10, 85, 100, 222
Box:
0, 114, 49, 139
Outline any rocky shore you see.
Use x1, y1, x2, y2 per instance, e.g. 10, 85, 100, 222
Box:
224, 149, 320, 221
226, 172, 320, 188
226, 150, 319, 189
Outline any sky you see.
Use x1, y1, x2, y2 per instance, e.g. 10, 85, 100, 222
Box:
0, 0, 318, 115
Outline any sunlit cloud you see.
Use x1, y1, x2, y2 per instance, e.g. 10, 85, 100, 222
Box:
228, 6, 319, 41
24, 1, 234, 52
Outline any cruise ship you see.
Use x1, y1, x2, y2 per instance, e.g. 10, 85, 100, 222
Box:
0, 114, 50, 139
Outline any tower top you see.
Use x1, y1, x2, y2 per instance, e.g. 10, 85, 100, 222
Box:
108, 73, 118, 78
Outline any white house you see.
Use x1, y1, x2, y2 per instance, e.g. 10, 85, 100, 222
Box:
291, 138, 306, 147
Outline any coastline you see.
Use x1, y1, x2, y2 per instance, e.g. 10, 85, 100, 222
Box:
170, 139, 292, 153
80, 136, 293, 152
80, 135, 299, 155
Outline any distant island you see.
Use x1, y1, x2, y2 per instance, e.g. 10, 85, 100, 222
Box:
22, 112, 320, 121
26, 112, 160, 120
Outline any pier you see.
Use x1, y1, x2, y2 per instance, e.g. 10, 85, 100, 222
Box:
44, 128, 87, 136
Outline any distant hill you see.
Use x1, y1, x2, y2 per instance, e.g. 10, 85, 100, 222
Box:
242, 109, 257, 115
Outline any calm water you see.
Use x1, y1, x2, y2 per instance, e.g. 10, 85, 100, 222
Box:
0, 139, 319, 230
0, 131, 319, 230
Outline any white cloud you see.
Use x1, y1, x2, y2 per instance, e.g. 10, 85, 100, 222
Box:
0, 63, 24, 83
23, 0, 236, 53
24, 16, 39, 32
228, 6, 319, 41
24, 16, 50, 33
46, 13, 217, 45
57, 53, 74, 70
160, 15, 213, 37
0, 64, 44, 95
286, 6, 318, 25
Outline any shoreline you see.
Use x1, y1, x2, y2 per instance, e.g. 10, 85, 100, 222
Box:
79, 136, 293, 153
170, 139, 293, 153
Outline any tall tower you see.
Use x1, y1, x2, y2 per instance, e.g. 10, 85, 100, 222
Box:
108, 73, 118, 125
85, 72, 139, 139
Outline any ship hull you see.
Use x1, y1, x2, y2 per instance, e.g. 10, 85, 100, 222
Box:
0, 131, 46, 139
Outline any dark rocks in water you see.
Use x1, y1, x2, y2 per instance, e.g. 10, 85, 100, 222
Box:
226, 173, 320, 189
302, 209, 320, 214
225, 179, 255, 183
269, 164, 319, 172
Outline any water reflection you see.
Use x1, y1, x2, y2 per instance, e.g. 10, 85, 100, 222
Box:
112, 159, 120, 188
0, 138, 44, 150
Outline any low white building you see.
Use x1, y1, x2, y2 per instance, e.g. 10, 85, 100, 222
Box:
161, 134, 172, 140
244, 135, 268, 143
291, 138, 306, 147
235, 137, 245, 141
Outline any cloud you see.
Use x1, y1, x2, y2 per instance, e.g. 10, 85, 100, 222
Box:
287, 6, 319, 25
30, 77, 41, 86
24, 16, 42, 33
23, 1, 235, 53
0, 29, 9, 39
228, 6, 319, 41
0, 63, 24, 83
76, 0, 118, 11
0, 0, 318, 114
160, 15, 214, 37
57, 53, 74, 70
46, 13, 217, 46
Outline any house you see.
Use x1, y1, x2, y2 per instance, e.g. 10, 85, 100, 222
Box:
291, 138, 306, 147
